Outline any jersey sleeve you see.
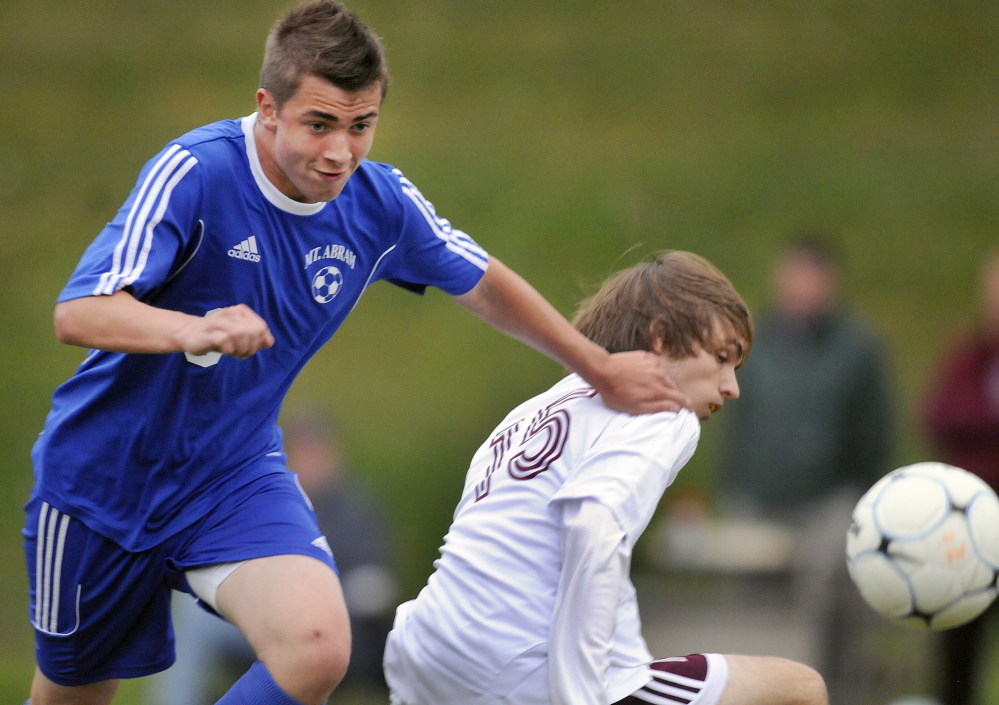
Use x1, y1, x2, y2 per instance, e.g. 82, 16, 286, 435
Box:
58, 144, 203, 303
549, 498, 628, 705
376, 166, 489, 296
551, 411, 700, 543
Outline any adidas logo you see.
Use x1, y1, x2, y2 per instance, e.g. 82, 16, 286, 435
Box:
228, 236, 261, 262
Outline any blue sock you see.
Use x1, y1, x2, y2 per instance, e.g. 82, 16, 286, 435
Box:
214, 661, 308, 705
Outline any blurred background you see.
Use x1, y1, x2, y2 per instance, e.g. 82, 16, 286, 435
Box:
1, 0, 997, 703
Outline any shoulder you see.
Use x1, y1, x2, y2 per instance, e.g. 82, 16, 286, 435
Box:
554, 407, 699, 538
116, 125, 245, 217
141, 118, 258, 204
607, 407, 700, 454
554, 377, 699, 458
127, 119, 246, 189
483, 376, 608, 444
350, 160, 405, 194
172, 118, 245, 152
158, 118, 247, 176
331, 161, 410, 218
354, 161, 439, 210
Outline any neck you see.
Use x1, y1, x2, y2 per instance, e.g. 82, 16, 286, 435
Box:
252, 119, 304, 202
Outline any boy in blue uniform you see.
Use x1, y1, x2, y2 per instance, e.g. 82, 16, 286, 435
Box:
24, 3, 686, 705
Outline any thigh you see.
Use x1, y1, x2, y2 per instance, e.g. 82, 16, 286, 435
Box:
215, 554, 350, 660
24, 500, 175, 687
168, 470, 340, 626
716, 655, 827, 705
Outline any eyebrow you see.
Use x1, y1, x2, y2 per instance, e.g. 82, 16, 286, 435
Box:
303, 109, 378, 124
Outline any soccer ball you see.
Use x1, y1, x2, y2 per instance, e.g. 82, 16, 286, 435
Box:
311, 266, 343, 304
846, 462, 999, 630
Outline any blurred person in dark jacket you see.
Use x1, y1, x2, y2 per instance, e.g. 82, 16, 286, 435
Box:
719, 232, 894, 700
148, 407, 397, 705
924, 250, 999, 705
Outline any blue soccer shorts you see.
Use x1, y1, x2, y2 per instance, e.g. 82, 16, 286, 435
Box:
23, 469, 337, 687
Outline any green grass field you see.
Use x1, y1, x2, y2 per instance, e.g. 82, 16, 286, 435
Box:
1, 0, 998, 701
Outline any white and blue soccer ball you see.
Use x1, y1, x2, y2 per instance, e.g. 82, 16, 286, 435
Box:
847, 462, 999, 630
311, 266, 343, 304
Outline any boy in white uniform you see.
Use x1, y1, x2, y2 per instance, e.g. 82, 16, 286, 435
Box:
385, 251, 828, 705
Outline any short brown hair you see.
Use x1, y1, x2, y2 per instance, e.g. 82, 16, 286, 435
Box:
260, 0, 389, 108
573, 251, 753, 361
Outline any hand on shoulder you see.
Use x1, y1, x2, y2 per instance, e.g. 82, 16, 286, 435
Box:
591, 350, 691, 416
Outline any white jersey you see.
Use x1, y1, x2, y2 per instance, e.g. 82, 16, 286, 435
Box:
387, 374, 700, 705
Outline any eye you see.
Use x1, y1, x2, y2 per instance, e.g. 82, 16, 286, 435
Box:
307, 122, 328, 133
716, 351, 729, 364
350, 122, 371, 133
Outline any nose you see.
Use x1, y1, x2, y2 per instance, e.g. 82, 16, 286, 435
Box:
721, 368, 740, 400
321, 130, 351, 166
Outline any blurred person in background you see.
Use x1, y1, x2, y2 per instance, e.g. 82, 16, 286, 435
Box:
718, 232, 894, 699
149, 406, 397, 705
924, 250, 999, 705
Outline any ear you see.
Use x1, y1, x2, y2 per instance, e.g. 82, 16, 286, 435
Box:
648, 320, 666, 356
256, 88, 279, 131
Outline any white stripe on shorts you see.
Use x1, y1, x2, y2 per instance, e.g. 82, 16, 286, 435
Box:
631, 688, 693, 705
49, 513, 71, 632
34, 502, 49, 627
35, 503, 71, 633
644, 670, 703, 702
626, 654, 729, 705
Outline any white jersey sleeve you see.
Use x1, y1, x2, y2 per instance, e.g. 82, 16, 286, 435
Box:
549, 498, 629, 705
551, 409, 700, 543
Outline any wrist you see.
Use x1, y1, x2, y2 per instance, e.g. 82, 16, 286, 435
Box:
572, 341, 611, 390
168, 311, 209, 354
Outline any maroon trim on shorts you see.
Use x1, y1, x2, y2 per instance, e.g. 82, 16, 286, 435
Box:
612, 654, 709, 705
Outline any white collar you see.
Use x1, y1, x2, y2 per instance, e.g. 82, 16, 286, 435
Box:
241, 113, 327, 216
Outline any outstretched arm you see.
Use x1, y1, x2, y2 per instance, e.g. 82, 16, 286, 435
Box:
549, 498, 628, 705
54, 290, 274, 358
454, 257, 690, 415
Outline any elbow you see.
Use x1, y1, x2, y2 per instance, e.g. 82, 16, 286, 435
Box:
54, 300, 90, 346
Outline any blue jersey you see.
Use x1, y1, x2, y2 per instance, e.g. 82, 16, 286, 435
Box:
31, 114, 488, 551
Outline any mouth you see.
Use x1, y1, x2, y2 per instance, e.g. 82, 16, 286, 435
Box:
315, 169, 345, 183
708, 403, 720, 413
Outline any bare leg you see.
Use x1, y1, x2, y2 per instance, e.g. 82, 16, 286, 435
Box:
718, 655, 828, 705
28, 668, 119, 705
215, 554, 351, 705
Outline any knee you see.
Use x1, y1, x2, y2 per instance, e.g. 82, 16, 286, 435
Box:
259, 624, 351, 698
788, 663, 828, 705
306, 627, 352, 688
290, 625, 352, 691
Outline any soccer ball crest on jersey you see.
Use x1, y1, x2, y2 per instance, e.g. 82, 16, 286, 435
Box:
311, 266, 343, 304
847, 462, 999, 630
